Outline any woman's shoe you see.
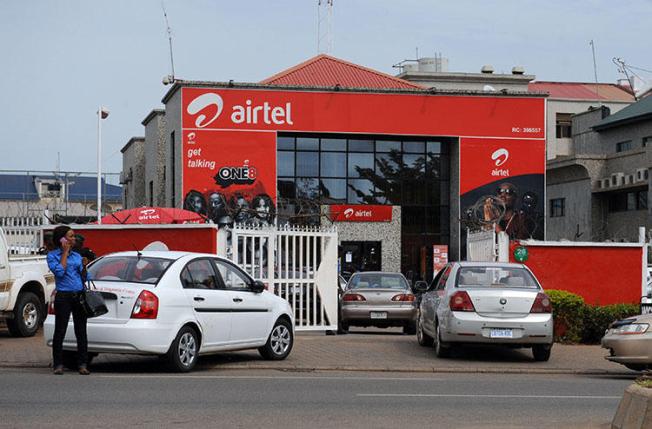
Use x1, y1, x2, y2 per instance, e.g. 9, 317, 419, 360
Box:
78, 366, 90, 375
53, 366, 64, 375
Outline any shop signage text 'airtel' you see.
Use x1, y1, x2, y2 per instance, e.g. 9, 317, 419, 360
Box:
186, 92, 293, 128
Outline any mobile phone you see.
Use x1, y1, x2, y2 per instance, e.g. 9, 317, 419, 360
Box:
60, 237, 68, 245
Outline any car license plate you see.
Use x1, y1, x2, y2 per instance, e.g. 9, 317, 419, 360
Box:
370, 312, 387, 319
490, 328, 513, 338
641, 304, 652, 315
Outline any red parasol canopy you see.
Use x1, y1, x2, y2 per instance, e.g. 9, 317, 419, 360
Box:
98, 207, 206, 225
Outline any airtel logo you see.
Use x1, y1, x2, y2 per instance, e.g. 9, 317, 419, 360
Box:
139, 209, 156, 215
491, 148, 509, 167
186, 92, 294, 128
343, 208, 354, 218
186, 93, 224, 128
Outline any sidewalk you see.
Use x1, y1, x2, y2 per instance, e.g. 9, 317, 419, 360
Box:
0, 326, 634, 375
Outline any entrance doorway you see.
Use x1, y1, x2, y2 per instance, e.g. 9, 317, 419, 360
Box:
340, 241, 382, 277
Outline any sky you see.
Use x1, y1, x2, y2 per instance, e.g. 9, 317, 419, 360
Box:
1, 0, 651, 180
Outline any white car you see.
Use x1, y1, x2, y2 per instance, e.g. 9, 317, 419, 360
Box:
44, 251, 295, 372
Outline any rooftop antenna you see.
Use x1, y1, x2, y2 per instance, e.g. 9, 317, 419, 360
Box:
317, 0, 333, 54
589, 40, 602, 106
162, 1, 176, 81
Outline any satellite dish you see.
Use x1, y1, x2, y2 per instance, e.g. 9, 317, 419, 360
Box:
483, 85, 497, 92
142, 241, 169, 251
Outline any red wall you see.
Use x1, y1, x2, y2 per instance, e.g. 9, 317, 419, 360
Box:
509, 242, 644, 305
70, 226, 219, 257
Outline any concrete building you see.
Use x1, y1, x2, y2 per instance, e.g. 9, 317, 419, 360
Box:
396, 57, 636, 162
120, 137, 145, 209
142, 110, 167, 207
123, 54, 547, 279
546, 95, 652, 242
0, 172, 122, 223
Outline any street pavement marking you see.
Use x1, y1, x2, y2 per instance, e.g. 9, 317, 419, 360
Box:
357, 393, 621, 399
97, 374, 445, 382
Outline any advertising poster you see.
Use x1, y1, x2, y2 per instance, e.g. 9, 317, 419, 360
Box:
181, 129, 277, 227
432, 245, 449, 278
460, 137, 546, 246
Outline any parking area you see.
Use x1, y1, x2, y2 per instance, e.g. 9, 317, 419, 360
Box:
0, 325, 634, 375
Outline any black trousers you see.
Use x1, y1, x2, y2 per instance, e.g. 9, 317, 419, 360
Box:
52, 291, 88, 368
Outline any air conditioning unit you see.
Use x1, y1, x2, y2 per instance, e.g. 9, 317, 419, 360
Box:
611, 172, 625, 187
600, 178, 611, 189
636, 168, 648, 183
119, 170, 133, 184
626, 174, 635, 185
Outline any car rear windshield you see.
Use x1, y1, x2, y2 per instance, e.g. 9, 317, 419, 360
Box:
88, 256, 174, 285
348, 274, 408, 290
456, 267, 539, 289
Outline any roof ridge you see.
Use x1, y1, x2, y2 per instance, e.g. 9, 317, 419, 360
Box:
261, 54, 422, 89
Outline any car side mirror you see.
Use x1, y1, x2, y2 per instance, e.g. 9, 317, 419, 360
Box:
414, 281, 428, 293
251, 280, 266, 293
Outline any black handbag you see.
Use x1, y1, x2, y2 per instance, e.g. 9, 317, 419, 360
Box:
80, 279, 109, 318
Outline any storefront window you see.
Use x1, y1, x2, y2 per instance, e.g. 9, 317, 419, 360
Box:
375, 153, 400, 178
321, 138, 346, 151
297, 137, 319, 151
320, 152, 346, 177
348, 139, 374, 152
277, 136, 295, 150
376, 140, 401, 152
403, 141, 425, 153
320, 179, 346, 203
296, 152, 318, 176
348, 153, 374, 177
296, 178, 319, 199
347, 179, 374, 203
277, 152, 294, 176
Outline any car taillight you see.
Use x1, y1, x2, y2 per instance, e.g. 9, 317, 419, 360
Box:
48, 290, 56, 315
530, 292, 552, 313
391, 294, 415, 302
449, 291, 475, 312
131, 290, 159, 319
343, 293, 366, 302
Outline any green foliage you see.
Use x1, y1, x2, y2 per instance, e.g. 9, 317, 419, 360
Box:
546, 289, 640, 344
582, 303, 640, 344
547, 290, 585, 343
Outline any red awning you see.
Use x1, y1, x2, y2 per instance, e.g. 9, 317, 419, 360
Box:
98, 207, 206, 224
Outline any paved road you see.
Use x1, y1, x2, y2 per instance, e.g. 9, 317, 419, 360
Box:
0, 368, 633, 428
0, 327, 633, 375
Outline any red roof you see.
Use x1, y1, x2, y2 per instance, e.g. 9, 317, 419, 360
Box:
528, 82, 634, 102
261, 54, 423, 90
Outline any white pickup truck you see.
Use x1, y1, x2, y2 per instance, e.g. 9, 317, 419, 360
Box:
0, 228, 54, 337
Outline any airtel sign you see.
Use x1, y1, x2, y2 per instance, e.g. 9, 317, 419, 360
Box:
185, 92, 293, 128
329, 205, 393, 222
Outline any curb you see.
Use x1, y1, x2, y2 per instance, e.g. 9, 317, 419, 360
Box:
0, 361, 635, 376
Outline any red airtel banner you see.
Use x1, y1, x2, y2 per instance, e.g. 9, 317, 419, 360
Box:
329, 204, 393, 222
182, 87, 545, 138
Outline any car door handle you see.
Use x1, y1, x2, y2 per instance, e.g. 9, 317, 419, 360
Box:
233, 297, 243, 303
193, 296, 205, 302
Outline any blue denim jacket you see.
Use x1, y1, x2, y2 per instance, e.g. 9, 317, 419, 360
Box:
47, 249, 85, 292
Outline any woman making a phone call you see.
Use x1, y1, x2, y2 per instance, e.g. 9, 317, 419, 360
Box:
47, 226, 90, 375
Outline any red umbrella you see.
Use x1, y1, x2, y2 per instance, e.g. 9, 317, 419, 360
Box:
98, 207, 206, 224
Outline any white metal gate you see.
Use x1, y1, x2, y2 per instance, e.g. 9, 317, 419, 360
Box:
227, 224, 339, 331
1, 217, 47, 255
466, 227, 509, 262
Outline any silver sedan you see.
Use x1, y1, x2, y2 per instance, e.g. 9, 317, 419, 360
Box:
340, 272, 417, 334
415, 262, 553, 361
601, 313, 652, 371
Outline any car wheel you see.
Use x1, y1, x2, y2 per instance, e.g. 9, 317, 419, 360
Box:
532, 344, 552, 362
417, 312, 434, 347
7, 292, 42, 337
434, 321, 451, 358
166, 326, 199, 372
258, 318, 294, 360
62, 351, 95, 370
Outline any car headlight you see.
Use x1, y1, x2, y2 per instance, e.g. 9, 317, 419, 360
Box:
613, 323, 649, 335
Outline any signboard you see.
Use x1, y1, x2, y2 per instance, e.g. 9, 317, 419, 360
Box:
460, 137, 545, 242
329, 205, 393, 222
432, 245, 449, 278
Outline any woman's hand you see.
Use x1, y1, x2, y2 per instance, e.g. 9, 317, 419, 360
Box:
61, 239, 72, 253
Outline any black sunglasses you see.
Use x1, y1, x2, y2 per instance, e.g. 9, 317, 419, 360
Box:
497, 188, 516, 195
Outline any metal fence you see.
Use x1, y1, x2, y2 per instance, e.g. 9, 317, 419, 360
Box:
229, 223, 339, 331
